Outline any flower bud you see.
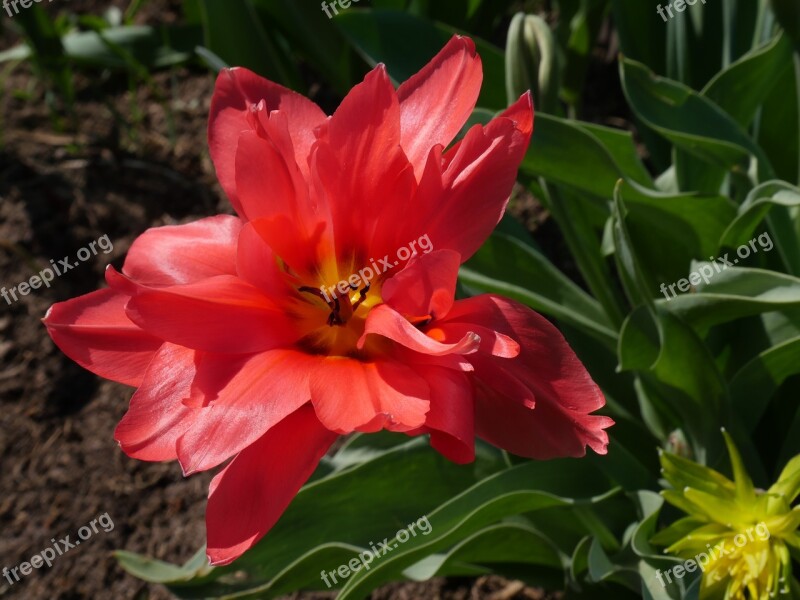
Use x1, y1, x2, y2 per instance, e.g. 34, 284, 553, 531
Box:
505, 12, 559, 112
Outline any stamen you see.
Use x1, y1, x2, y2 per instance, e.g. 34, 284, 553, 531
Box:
351, 283, 371, 311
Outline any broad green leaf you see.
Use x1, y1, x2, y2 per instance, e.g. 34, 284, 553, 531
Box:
460, 230, 618, 347
610, 0, 666, 80
523, 115, 736, 289
702, 33, 793, 128
620, 56, 775, 182
541, 184, 628, 329
0, 24, 201, 72
720, 180, 800, 247
612, 181, 656, 311
251, 0, 354, 94
401, 523, 563, 581
196, 0, 302, 88
629, 492, 687, 600
570, 535, 593, 581
621, 190, 736, 288
618, 306, 727, 458
575, 121, 653, 187
660, 266, 800, 331
631, 376, 682, 442
618, 306, 726, 412
338, 459, 619, 598
335, 9, 506, 109
122, 437, 506, 597
756, 54, 800, 185
115, 549, 212, 584
522, 112, 653, 199
10, 5, 73, 104
730, 335, 800, 431
70, 25, 199, 69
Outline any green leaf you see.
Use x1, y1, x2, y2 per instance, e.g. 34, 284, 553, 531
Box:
251, 0, 354, 95
756, 54, 800, 184
337, 459, 619, 599
12, 5, 73, 104
629, 492, 687, 599
460, 230, 618, 346
522, 112, 654, 199
115, 549, 212, 584
541, 183, 628, 329
618, 306, 727, 457
720, 180, 800, 247
335, 9, 506, 109
621, 190, 736, 288
125, 437, 506, 597
702, 33, 793, 128
729, 335, 800, 431
612, 181, 656, 311
196, 0, 302, 88
575, 121, 653, 187
401, 523, 563, 581
522, 115, 736, 288
660, 266, 800, 331
620, 56, 775, 182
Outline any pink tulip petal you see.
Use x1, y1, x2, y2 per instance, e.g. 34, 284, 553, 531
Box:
114, 343, 199, 460
177, 349, 314, 474
205, 403, 337, 565
309, 357, 429, 433
397, 35, 482, 179
43, 288, 162, 387
122, 216, 242, 286
443, 295, 612, 458
209, 67, 326, 215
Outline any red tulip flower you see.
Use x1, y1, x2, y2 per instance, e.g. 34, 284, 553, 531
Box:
44, 36, 612, 566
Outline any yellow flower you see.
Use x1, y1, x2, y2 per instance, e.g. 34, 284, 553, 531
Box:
652, 430, 800, 599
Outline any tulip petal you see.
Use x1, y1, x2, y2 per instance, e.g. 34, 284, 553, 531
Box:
414, 93, 533, 262
444, 295, 612, 458
122, 216, 242, 286
205, 403, 337, 565
177, 349, 313, 474
382, 249, 461, 319
234, 130, 300, 222
114, 343, 198, 460
309, 357, 429, 433
313, 65, 416, 261
397, 35, 482, 179
122, 272, 297, 354
360, 304, 480, 356
44, 288, 162, 387
417, 365, 475, 464
235, 221, 290, 296
208, 67, 326, 216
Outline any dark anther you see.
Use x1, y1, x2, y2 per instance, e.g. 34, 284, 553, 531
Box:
352, 283, 371, 311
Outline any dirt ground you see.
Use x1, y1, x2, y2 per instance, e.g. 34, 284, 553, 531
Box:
0, 1, 617, 598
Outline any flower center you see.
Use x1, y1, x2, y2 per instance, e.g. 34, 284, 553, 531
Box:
291, 274, 386, 358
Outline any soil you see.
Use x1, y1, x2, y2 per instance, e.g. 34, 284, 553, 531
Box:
0, 2, 583, 599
